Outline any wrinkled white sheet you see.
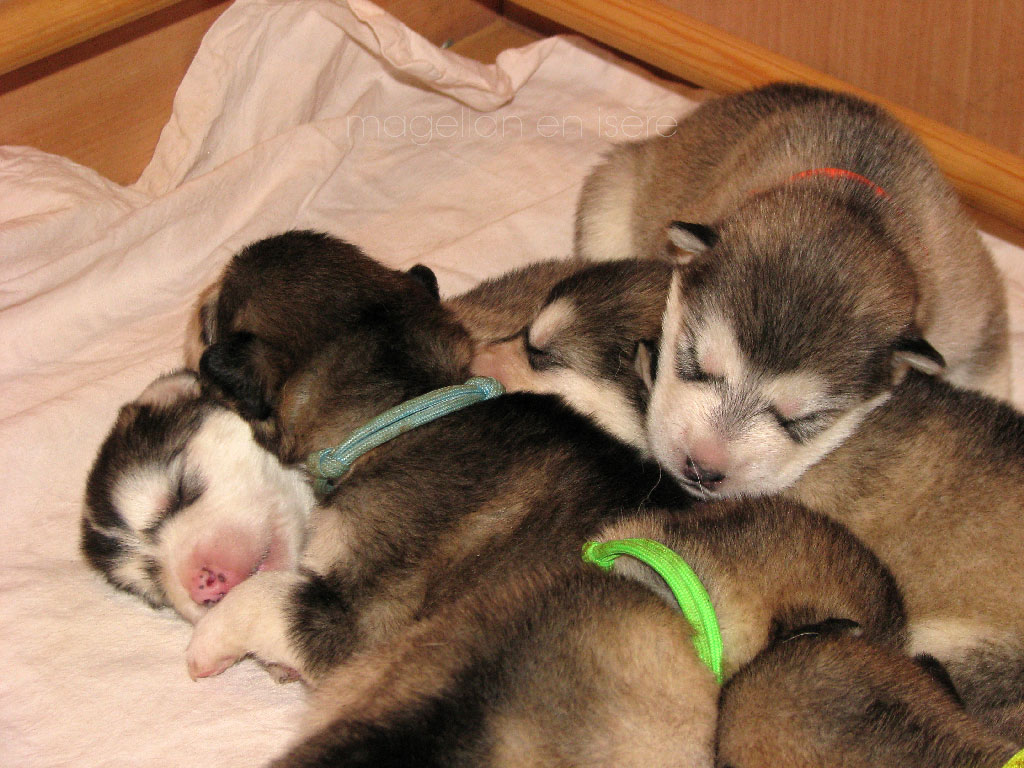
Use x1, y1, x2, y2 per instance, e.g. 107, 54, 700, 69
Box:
1, 1, 1022, 765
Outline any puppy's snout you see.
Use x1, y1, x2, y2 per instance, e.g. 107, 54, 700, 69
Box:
682, 456, 725, 489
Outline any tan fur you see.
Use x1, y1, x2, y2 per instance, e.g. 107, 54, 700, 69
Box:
596, 498, 906, 678
183, 281, 220, 370
717, 633, 1019, 768
779, 372, 1024, 740
446, 257, 588, 342
294, 567, 719, 768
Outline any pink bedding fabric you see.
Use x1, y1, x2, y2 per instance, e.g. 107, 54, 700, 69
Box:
1, 1, 1021, 765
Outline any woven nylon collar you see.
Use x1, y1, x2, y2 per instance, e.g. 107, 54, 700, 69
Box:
306, 376, 504, 496
583, 537, 724, 684
749, 167, 890, 202
786, 167, 889, 198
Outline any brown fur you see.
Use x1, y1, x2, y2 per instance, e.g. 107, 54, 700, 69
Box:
446, 257, 589, 345
597, 500, 906, 678
717, 633, 1019, 768
457, 254, 1024, 742
276, 564, 719, 768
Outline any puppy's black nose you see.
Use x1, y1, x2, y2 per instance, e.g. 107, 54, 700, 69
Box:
683, 456, 725, 489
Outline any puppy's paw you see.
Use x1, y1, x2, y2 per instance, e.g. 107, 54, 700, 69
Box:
264, 662, 304, 684
185, 570, 306, 681
187, 604, 248, 680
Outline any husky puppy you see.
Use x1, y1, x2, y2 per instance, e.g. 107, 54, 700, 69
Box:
484, 263, 1024, 741
265, 501, 904, 768
786, 371, 1024, 742
445, 257, 590, 345
81, 370, 313, 624
178, 230, 907, 765
577, 82, 1008, 496
466, 258, 672, 449
717, 632, 1020, 768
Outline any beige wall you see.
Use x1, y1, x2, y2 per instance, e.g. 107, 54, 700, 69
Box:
656, 0, 1024, 158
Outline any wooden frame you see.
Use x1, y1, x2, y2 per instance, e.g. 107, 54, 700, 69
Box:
2, 0, 1022, 230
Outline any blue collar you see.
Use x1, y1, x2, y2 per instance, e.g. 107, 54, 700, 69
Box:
306, 376, 504, 496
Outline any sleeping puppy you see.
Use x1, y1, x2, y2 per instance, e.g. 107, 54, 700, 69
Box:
268, 501, 905, 768
445, 257, 590, 346
176, 230, 908, 765
483, 260, 1024, 741
465, 258, 672, 449
81, 370, 313, 625
577, 82, 1008, 496
717, 632, 1021, 768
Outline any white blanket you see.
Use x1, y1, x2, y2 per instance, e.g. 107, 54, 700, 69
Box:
1, 1, 1021, 765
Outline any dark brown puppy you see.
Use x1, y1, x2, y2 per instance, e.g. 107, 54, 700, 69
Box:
272, 500, 904, 768
181, 230, 907, 767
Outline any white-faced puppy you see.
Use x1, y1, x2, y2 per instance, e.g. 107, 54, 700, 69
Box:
717, 632, 1021, 768
577, 82, 1008, 497
177, 231, 908, 766
81, 370, 313, 624
475, 262, 1024, 742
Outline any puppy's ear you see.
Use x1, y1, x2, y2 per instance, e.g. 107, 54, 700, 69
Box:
135, 370, 202, 408
199, 333, 285, 421
665, 221, 717, 265
183, 281, 221, 370
632, 339, 659, 391
407, 264, 440, 300
892, 332, 945, 381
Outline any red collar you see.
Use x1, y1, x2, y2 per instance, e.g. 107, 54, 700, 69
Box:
786, 167, 889, 199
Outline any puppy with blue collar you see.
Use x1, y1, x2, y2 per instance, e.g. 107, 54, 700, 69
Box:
129, 229, 906, 767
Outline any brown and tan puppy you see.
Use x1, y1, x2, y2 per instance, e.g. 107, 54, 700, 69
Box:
268, 500, 905, 768
165, 230, 910, 767
445, 257, 589, 346
717, 632, 1020, 768
577, 82, 1007, 498
787, 370, 1024, 742
466, 258, 672, 448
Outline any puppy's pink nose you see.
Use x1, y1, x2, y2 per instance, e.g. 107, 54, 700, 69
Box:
189, 566, 245, 605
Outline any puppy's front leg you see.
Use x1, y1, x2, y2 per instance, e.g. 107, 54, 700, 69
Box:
186, 570, 309, 681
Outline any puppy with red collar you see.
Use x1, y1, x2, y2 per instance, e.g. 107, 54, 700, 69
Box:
576, 83, 1008, 499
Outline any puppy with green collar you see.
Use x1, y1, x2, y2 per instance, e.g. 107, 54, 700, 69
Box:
477, 256, 1024, 742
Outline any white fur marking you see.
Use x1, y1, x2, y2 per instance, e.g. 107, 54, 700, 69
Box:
528, 298, 575, 350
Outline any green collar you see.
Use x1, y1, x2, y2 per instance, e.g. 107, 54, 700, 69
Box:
1003, 748, 1024, 768
306, 376, 504, 496
583, 537, 724, 684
